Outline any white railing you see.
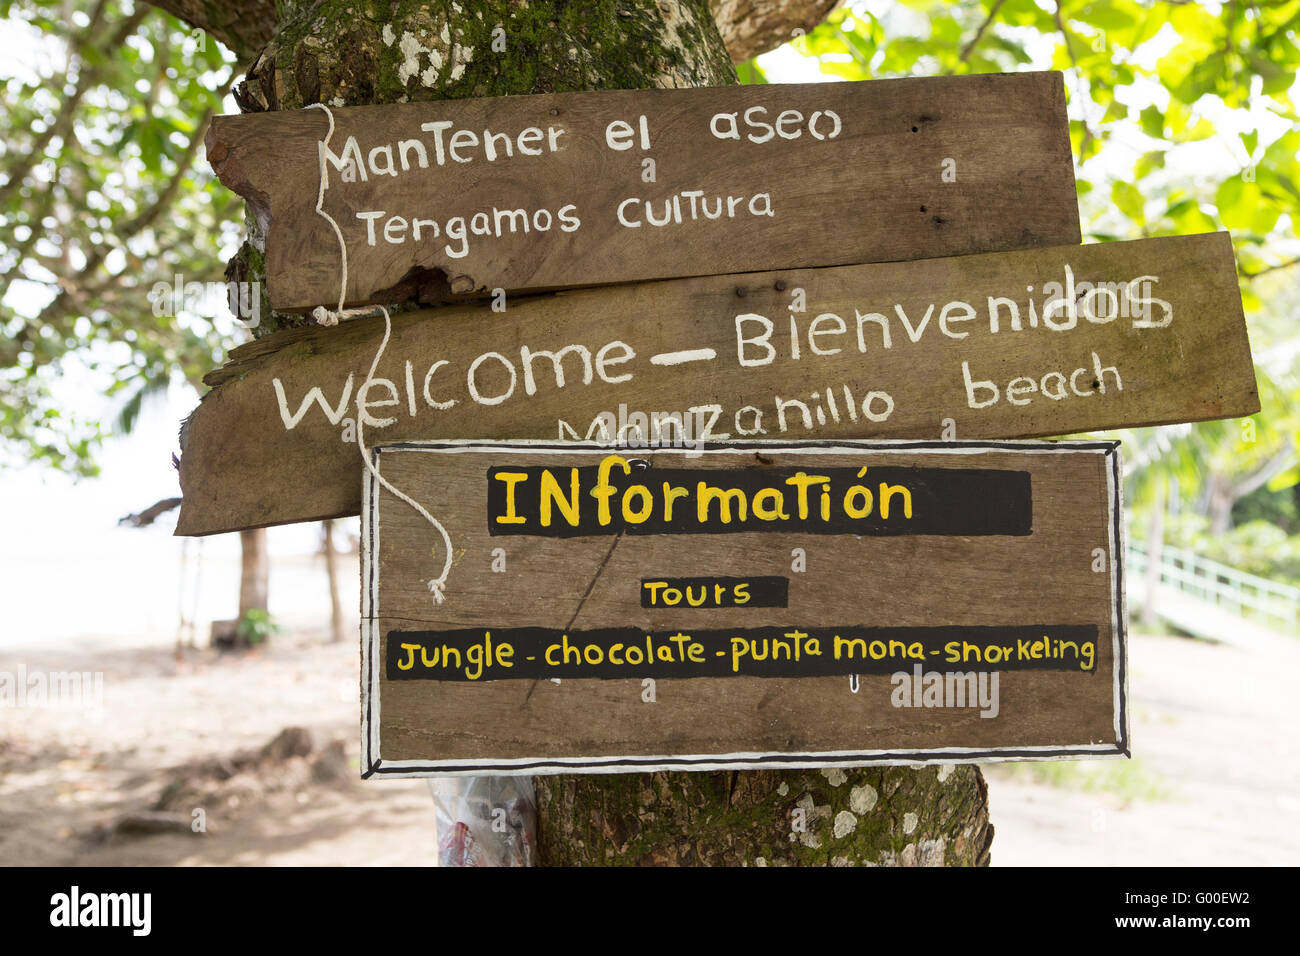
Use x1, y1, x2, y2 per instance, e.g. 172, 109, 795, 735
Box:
1128, 540, 1300, 635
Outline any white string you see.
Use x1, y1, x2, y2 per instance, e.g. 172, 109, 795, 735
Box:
356, 307, 454, 604
305, 102, 453, 604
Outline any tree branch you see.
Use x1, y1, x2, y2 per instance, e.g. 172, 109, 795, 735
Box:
1230, 440, 1297, 500
0, 4, 147, 207
34, 105, 218, 327
958, 0, 1007, 66
142, 0, 840, 66
1241, 255, 1300, 279
708, 0, 841, 62
1054, 0, 1096, 155
119, 497, 183, 527
141, 0, 277, 62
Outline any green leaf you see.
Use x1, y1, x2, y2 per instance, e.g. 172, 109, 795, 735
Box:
1134, 149, 1166, 181
1139, 104, 1164, 139
1075, 1, 1139, 33
1216, 176, 1280, 233
736, 59, 767, 85
1111, 180, 1146, 224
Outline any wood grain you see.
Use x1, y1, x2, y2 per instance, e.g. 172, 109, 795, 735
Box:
361, 441, 1126, 775
177, 232, 1257, 536
206, 72, 1079, 311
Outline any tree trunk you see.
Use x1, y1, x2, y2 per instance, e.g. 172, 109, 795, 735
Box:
537, 766, 992, 866
1206, 474, 1235, 536
225, 0, 993, 867
238, 527, 269, 618
1202, 443, 1298, 537
322, 520, 345, 643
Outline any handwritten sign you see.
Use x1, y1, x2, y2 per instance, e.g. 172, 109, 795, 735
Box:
360, 440, 1128, 775
177, 232, 1257, 536
206, 72, 1080, 311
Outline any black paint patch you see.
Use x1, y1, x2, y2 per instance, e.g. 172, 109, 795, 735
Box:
639, 576, 789, 609
385, 624, 1099, 681
486, 463, 1032, 537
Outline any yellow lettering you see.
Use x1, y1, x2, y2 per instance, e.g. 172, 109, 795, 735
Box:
697, 483, 748, 524
493, 471, 529, 524
784, 472, 830, 519
752, 487, 788, 521
879, 482, 912, 519
539, 468, 580, 527
396, 643, 420, 670
592, 455, 630, 525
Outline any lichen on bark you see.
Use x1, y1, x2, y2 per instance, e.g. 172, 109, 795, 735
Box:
242, 0, 737, 112
535, 765, 994, 866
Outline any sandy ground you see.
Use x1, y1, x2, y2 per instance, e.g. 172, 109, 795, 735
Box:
984, 628, 1300, 866
0, 625, 441, 866
2, 617, 1297, 866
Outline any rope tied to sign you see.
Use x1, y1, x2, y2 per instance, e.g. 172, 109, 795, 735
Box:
305, 102, 454, 604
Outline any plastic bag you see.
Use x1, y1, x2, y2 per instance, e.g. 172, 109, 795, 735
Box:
428, 776, 536, 867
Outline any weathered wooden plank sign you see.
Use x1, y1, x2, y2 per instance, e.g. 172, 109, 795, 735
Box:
177, 232, 1257, 536
206, 72, 1080, 311
360, 440, 1127, 775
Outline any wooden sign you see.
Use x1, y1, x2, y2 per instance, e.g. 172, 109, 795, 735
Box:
177, 232, 1257, 536
207, 72, 1079, 311
360, 440, 1128, 775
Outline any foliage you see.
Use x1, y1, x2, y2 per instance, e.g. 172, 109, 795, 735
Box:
762, 1, 1300, 534
987, 755, 1171, 803
1162, 511, 1300, 584
1, 0, 241, 474
235, 607, 281, 645
1233, 476, 1300, 532
783, 1, 1300, 272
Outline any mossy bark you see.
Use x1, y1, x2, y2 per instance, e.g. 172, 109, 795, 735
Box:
248, 0, 738, 109
228, 0, 994, 866
536, 766, 993, 866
